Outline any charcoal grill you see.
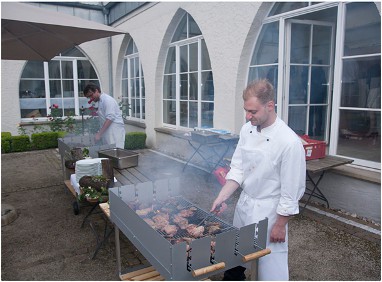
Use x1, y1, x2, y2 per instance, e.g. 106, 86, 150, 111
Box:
109, 178, 270, 280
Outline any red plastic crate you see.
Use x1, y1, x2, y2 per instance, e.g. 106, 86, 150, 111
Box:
299, 135, 326, 160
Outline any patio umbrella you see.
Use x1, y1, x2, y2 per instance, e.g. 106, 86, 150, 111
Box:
1, 2, 125, 61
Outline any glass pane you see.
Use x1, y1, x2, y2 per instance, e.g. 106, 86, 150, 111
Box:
189, 101, 198, 128
49, 99, 64, 117
126, 39, 134, 55
77, 60, 97, 79
135, 57, 140, 77
189, 43, 198, 72
180, 73, 188, 100
163, 100, 176, 125
164, 47, 176, 74
189, 72, 198, 100
130, 59, 134, 79
341, 56, 381, 108
201, 71, 214, 101
61, 61, 73, 79
172, 14, 187, 42
248, 66, 278, 100
142, 98, 146, 119
188, 15, 202, 38
20, 98, 47, 118
180, 101, 188, 127
135, 79, 140, 98
122, 60, 128, 78
141, 77, 145, 98
62, 81, 74, 98
288, 106, 307, 135
180, 45, 188, 73
289, 65, 308, 104
251, 22, 279, 65
131, 98, 137, 118
50, 80, 62, 98
201, 102, 214, 128
163, 74, 176, 99
49, 61, 61, 79
290, 23, 310, 64
63, 99, 75, 116
21, 61, 44, 78
312, 25, 331, 65
269, 2, 308, 16
344, 2, 381, 56
308, 106, 327, 140
19, 80, 45, 98
62, 47, 84, 57
130, 78, 135, 98
310, 66, 329, 104
338, 110, 380, 162
201, 39, 211, 70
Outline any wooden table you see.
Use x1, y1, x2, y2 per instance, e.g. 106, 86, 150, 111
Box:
303, 155, 354, 210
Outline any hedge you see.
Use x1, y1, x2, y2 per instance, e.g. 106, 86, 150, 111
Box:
125, 132, 147, 150
11, 135, 31, 152
1, 132, 12, 153
31, 132, 60, 150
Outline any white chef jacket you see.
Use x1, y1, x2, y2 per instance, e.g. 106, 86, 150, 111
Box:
97, 93, 126, 149
226, 117, 306, 280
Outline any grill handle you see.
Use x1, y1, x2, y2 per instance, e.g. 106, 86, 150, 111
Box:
242, 248, 271, 263
191, 262, 226, 277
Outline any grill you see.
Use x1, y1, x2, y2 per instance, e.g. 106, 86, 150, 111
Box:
109, 178, 270, 280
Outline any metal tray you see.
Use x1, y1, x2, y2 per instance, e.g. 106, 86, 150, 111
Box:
98, 148, 139, 169
191, 131, 219, 144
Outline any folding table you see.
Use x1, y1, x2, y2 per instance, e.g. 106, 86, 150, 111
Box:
303, 155, 354, 211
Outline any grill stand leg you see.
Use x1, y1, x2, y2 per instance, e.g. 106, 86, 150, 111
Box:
115, 225, 122, 275
250, 260, 258, 281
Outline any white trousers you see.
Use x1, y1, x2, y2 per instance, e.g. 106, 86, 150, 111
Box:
257, 251, 289, 281
102, 122, 125, 149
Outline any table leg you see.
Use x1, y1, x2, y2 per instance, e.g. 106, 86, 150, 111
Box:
302, 171, 329, 212
115, 225, 121, 275
183, 141, 203, 171
81, 202, 99, 228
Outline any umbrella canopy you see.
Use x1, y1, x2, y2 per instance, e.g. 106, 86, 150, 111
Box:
1, 2, 125, 61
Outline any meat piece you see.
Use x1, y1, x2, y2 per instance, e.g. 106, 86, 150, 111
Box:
152, 213, 169, 229
162, 224, 178, 237
206, 225, 221, 234
172, 214, 189, 229
136, 207, 152, 217
186, 224, 205, 238
143, 218, 156, 228
178, 208, 195, 218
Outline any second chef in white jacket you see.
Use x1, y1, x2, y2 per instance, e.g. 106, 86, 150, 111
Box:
211, 79, 306, 281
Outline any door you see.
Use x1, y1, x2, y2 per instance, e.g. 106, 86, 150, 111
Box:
284, 20, 335, 141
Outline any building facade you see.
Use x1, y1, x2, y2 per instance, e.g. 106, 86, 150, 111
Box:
1, 2, 381, 222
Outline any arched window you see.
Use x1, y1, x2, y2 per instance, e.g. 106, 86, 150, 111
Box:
248, 2, 380, 168
163, 12, 214, 128
19, 47, 99, 119
121, 39, 145, 121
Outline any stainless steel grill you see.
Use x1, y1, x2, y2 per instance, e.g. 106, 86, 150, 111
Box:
109, 178, 270, 280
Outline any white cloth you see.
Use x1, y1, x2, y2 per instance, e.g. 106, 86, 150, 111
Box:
226, 117, 306, 280
70, 174, 81, 195
98, 93, 126, 148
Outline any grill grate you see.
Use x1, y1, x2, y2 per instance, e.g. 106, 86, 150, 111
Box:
133, 196, 237, 245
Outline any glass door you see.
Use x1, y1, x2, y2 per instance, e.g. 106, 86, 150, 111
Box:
284, 20, 335, 141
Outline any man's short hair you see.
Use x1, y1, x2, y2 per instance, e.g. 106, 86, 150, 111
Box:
84, 83, 101, 95
243, 79, 275, 104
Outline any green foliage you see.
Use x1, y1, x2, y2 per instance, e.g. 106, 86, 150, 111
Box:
11, 135, 31, 152
48, 104, 76, 133
125, 132, 147, 150
1, 132, 12, 153
2, 132, 12, 140
31, 132, 60, 150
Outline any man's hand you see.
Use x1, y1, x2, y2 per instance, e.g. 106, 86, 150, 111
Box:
270, 214, 289, 243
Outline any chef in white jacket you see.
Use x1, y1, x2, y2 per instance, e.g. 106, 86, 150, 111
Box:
211, 79, 306, 281
84, 83, 126, 149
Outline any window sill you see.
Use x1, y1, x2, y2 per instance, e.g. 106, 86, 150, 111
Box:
331, 165, 381, 184
124, 119, 146, 129
154, 127, 189, 137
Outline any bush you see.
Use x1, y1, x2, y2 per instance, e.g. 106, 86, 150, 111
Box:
125, 132, 146, 150
11, 135, 31, 152
1, 132, 12, 153
31, 132, 60, 150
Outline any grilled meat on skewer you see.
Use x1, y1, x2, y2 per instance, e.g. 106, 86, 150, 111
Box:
186, 224, 205, 238
162, 224, 178, 237
136, 207, 152, 216
172, 214, 189, 229
152, 213, 170, 229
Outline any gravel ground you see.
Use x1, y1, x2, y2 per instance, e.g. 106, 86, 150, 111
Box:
1, 149, 380, 280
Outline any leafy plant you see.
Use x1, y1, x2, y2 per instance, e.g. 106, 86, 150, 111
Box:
48, 104, 76, 133
79, 186, 108, 203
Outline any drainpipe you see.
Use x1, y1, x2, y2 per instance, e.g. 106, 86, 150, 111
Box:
103, 6, 113, 96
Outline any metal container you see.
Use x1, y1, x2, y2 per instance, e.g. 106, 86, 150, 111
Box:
109, 178, 269, 280
191, 130, 219, 144
98, 148, 139, 169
